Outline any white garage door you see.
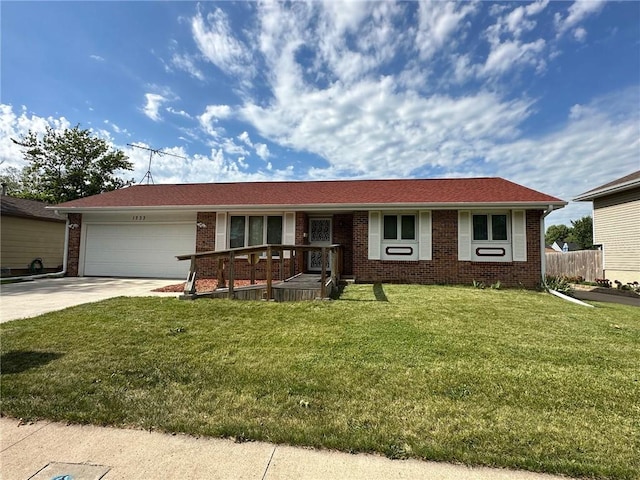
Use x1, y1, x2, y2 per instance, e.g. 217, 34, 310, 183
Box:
83, 223, 196, 278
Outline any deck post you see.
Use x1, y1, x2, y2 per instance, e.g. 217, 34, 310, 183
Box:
217, 257, 226, 288
290, 249, 296, 278
228, 251, 235, 299
184, 256, 198, 295
320, 247, 327, 298
266, 246, 273, 300
280, 250, 285, 280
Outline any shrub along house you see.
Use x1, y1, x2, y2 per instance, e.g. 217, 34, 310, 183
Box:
52, 177, 566, 289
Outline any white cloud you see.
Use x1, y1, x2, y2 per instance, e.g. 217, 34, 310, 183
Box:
241, 76, 533, 178
191, 7, 253, 80
170, 53, 205, 81
483, 88, 640, 225
555, 0, 606, 38
198, 104, 232, 137
238, 131, 252, 146
103, 119, 128, 135
415, 0, 478, 61
0, 104, 71, 170
573, 27, 587, 42
142, 93, 168, 122
166, 107, 192, 119
481, 38, 546, 77
0, 104, 293, 186
89, 54, 105, 62
255, 143, 270, 160
236, 131, 269, 160
478, 2, 549, 78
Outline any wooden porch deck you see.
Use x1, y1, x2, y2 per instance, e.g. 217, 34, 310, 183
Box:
176, 244, 342, 302
208, 273, 335, 302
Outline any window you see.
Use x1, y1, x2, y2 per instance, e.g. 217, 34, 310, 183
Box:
383, 214, 416, 240
473, 214, 508, 241
229, 215, 283, 248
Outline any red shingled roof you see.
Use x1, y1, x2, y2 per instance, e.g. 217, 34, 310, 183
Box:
54, 177, 565, 210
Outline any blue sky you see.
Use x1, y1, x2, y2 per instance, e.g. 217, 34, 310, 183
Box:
1, 1, 639, 226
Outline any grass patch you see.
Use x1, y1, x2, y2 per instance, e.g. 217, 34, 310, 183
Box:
1, 285, 638, 479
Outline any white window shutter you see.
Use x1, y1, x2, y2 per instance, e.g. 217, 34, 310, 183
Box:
283, 212, 296, 258
215, 212, 227, 251
368, 211, 381, 260
458, 211, 471, 261
512, 210, 527, 261
418, 210, 432, 261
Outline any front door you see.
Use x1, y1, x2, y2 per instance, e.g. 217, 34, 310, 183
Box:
308, 217, 332, 272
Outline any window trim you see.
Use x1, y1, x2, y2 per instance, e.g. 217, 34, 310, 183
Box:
382, 213, 417, 243
472, 212, 510, 243
228, 214, 284, 250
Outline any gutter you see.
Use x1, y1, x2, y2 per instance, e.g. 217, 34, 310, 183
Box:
2, 218, 69, 282
50, 201, 568, 215
540, 204, 557, 280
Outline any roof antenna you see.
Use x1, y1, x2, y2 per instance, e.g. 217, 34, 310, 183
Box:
127, 143, 188, 185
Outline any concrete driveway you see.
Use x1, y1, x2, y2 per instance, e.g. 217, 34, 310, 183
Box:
0, 277, 180, 323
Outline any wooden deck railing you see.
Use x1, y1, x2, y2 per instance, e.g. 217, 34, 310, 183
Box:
176, 244, 342, 300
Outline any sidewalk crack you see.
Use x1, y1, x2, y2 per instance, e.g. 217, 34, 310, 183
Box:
0, 420, 52, 453
261, 446, 277, 480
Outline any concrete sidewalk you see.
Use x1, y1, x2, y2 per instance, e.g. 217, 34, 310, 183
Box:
0, 418, 568, 480
0, 277, 179, 323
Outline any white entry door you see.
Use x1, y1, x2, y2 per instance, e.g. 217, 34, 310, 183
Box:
308, 218, 332, 272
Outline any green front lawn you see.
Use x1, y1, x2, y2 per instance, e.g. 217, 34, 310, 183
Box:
1, 285, 638, 479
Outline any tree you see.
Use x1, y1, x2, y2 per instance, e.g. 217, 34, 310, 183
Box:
10, 125, 133, 203
0, 166, 26, 195
545, 224, 571, 246
565, 216, 593, 250
545, 216, 594, 250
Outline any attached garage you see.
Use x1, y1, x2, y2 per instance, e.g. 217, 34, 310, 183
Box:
79, 212, 197, 278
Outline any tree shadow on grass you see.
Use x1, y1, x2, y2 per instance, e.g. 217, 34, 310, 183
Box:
1, 351, 64, 374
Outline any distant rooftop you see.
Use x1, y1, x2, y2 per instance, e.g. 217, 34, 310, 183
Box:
574, 170, 640, 201
1, 195, 66, 222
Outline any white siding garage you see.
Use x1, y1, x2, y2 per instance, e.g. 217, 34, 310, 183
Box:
80, 213, 196, 278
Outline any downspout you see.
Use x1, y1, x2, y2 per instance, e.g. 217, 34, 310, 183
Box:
3, 216, 69, 282
540, 204, 556, 280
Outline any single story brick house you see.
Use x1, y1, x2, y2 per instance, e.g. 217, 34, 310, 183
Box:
52, 177, 566, 288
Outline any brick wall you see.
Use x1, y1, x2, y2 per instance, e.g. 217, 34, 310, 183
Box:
66, 213, 82, 276
352, 210, 543, 288
195, 212, 216, 277
193, 211, 300, 280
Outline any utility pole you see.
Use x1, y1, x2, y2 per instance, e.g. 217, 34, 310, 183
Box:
127, 143, 187, 184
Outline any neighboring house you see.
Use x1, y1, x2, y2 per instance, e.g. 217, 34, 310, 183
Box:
550, 240, 580, 253
574, 170, 640, 284
1, 194, 66, 276
52, 177, 566, 288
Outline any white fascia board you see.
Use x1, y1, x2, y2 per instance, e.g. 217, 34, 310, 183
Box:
573, 179, 640, 201
51, 201, 567, 214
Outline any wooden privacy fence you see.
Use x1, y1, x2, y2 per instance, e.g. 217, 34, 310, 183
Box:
545, 250, 603, 282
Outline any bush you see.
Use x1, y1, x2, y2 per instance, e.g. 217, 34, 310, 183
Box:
595, 278, 611, 288
543, 275, 572, 294
472, 280, 486, 290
